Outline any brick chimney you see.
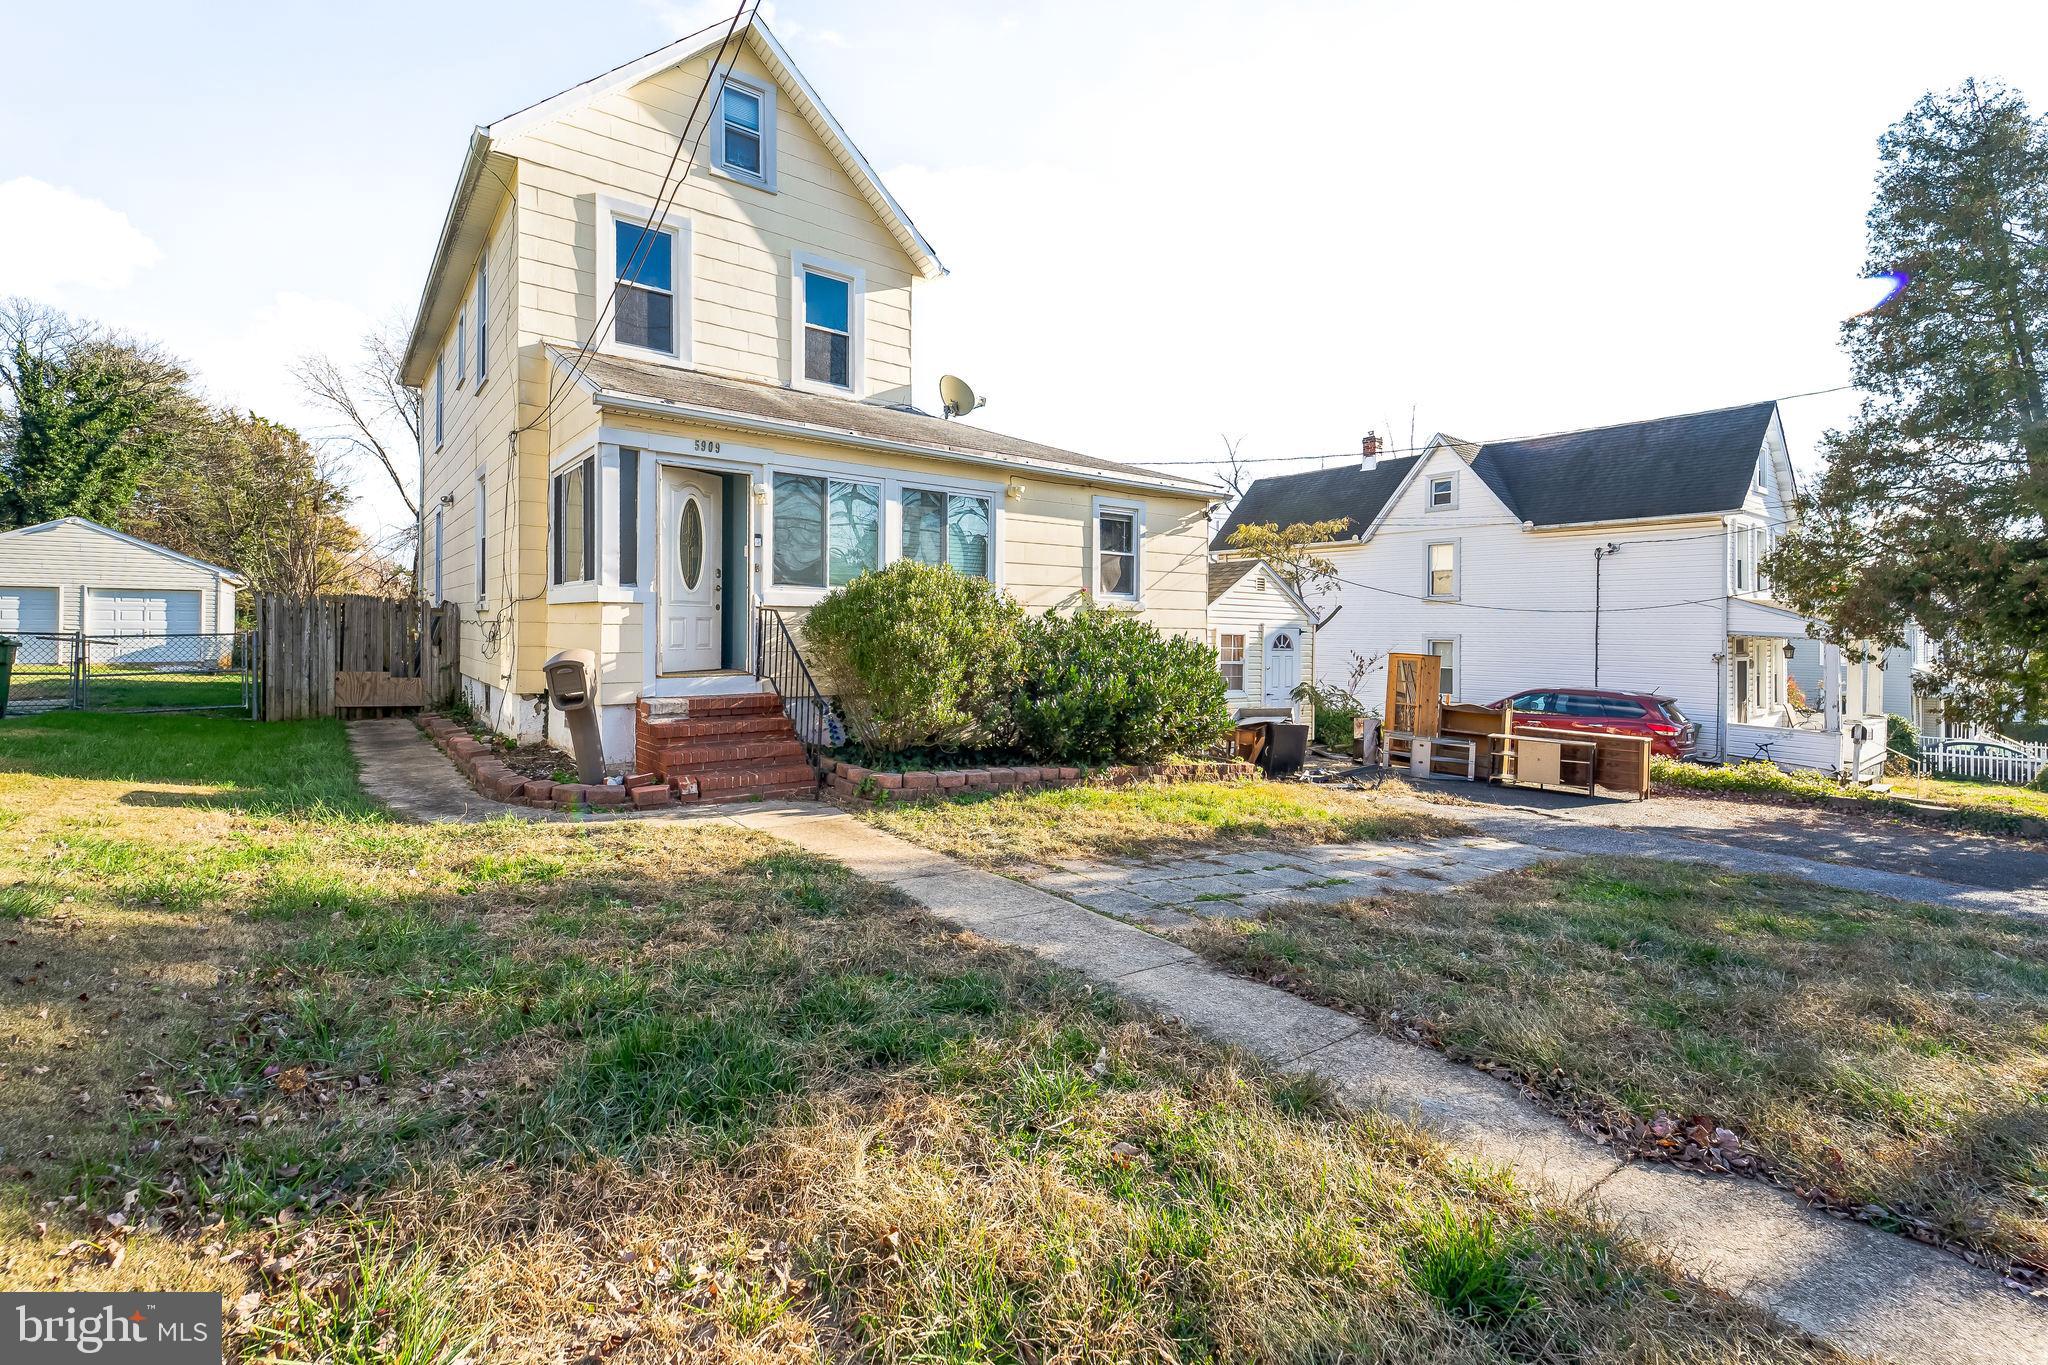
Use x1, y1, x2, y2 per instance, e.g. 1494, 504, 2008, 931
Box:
1360, 431, 1380, 470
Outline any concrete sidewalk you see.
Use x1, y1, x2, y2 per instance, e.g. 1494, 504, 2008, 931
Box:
726, 804, 2048, 1365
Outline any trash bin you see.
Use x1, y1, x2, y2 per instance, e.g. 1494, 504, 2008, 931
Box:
0, 636, 16, 719
542, 648, 607, 785
1262, 721, 1310, 778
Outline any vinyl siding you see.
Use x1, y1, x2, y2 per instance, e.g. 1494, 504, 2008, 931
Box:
501, 42, 916, 406
0, 521, 233, 633
1208, 573, 1315, 723
1309, 444, 1735, 754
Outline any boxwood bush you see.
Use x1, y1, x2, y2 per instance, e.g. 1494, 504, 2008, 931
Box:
1010, 608, 1232, 765
803, 561, 1024, 751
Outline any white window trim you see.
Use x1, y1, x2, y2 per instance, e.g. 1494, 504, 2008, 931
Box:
1216, 630, 1248, 696
474, 468, 488, 605
1092, 496, 1145, 607
432, 507, 444, 604
1426, 471, 1458, 511
790, 250, 865, 397
757, 454, 1006, 609
433, 360, 444, 449
474, 262, 490, 391
1426, 635, 1461, 700
710, 74, 778, 192
1425, 539, 1459, 601
596, 194, 692, 364
456, 309, 468, 389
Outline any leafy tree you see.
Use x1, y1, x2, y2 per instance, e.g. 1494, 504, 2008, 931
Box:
0, 299, 192, 528
1222, 517, 1351, 599
125, 410, 396, 603
1764, 81, 2048, 724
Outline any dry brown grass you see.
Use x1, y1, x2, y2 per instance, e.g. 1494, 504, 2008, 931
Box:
862, 779, 1463, 872
0, 714, 1836, 1361
1182, 855, 2048, 1278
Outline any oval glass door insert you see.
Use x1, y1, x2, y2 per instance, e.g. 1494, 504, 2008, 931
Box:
679, 499, 704, 591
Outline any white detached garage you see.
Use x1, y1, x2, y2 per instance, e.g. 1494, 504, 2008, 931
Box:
0, 519, 241, 659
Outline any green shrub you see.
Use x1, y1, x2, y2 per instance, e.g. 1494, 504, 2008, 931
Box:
1010, 609, 1232, 765
1885, 713, 1921, 775
805, 561, 1025, 751
1294, 679, 1364, 749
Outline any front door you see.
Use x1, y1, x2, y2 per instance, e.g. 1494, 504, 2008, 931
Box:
1263, 626, 1301, 706
660, 469, 722, 673
1735, 656, 1752, 723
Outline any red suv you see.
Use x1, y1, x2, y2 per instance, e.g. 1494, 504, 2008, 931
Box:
1489, 688, 1699, 758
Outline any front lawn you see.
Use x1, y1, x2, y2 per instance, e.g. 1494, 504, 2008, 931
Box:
0, 714, 1829, 1361
1181, 856, 2048, 1278
1652, 757, 2048, 834
862, 779, 1463, 869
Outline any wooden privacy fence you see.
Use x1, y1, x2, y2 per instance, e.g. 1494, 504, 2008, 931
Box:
256, 595, 460, 720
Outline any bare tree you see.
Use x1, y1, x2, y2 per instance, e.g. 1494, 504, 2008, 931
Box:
293, 314, 421, 521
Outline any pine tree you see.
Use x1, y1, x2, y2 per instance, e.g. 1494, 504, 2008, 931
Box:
1766, 81, 2048, 725
0, 299, 192, 528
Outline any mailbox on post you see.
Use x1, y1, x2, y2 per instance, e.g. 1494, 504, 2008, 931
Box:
542, 648, 607, 786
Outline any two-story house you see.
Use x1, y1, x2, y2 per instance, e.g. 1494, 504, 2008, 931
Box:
1216, 402, 1888, 777
399, 17, 1219, 791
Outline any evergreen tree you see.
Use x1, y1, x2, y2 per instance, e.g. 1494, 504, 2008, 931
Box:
0, 299, 192, 528
1766, 81, 2048, 725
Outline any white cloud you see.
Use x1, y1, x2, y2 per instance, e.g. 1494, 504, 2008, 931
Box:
0, 177, 162, 298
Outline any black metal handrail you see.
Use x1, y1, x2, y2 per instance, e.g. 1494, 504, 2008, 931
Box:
753, 606, 837, 748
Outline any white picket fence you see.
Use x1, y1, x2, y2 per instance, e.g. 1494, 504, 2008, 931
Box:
1918, 727, 2048, 785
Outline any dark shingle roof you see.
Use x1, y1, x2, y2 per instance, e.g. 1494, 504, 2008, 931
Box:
567, 350, 1219, 496
1214, 402, 1777, 543
1210, 456, 1418, 549
1207, 558, 1258, 602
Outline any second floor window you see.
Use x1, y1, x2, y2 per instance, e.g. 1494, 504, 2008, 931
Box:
475, 263, 489, 385
801, 269, 852, 388
721, 86, 763, 178
614, 219, 675, 355
433, 359, 444, 447
1427, 541, 1457, 598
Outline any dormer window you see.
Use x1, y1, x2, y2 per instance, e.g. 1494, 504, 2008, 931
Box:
713, 78, 776, 189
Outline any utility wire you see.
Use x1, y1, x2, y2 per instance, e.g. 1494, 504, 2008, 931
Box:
1139, 384, 1861, 470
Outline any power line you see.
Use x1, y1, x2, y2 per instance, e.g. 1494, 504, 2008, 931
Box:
519, 0, 756, 438
1140, 384, 1862, 471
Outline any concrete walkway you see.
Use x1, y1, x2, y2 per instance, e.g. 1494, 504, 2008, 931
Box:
723, 805, 2048, 1365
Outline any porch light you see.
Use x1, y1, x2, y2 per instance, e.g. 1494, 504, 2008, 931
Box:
1006, 479, 1025, 501
1782, 642, 1797, 660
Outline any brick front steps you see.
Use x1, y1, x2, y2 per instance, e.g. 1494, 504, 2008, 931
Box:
635, 692, 821, 804
416, 708, 819, 813
821, 755, 1260, 804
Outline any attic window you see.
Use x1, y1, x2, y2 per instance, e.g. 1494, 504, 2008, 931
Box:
1428, 474, 1456, 509
714, 79, 776, 189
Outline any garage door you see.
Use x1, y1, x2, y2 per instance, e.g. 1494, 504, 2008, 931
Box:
87, 588, 203, 664
0, 586, 59, 636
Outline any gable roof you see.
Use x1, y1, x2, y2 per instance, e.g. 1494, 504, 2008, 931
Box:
564, 349, 1223, 499
1206, 557, 1313, 615
1213, 401, 1779, 546
1210, 455, 1417, 549
0, 517, 243, 582
400, 15, 942, 386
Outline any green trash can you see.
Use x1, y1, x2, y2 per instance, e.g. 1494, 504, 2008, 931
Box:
0, 636, 16, 719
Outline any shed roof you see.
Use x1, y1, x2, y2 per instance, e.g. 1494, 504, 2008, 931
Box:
568, 350, 1222, 498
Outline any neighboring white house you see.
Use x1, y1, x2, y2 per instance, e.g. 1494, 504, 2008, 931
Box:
1215, 402, 1888, 778
1207, 558, 1315, 724
0, 519, 241, 658
1789, 622, 1944, 736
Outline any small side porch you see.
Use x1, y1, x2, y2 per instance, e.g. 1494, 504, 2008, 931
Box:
1723, 599, 1886, 781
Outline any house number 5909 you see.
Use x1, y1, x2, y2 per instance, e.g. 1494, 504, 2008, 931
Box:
692, 438, 722, 453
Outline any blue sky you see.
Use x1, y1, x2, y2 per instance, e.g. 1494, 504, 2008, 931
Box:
4, 1, 2045, 538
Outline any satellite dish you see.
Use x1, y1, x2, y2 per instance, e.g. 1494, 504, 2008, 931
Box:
939, 374, 987, 420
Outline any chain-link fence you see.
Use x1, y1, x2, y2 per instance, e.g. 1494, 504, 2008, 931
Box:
3, 631, 253, 714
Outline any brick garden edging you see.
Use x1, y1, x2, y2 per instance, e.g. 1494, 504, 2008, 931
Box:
819, 754, 1260, 804
416, 713, 686, 813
